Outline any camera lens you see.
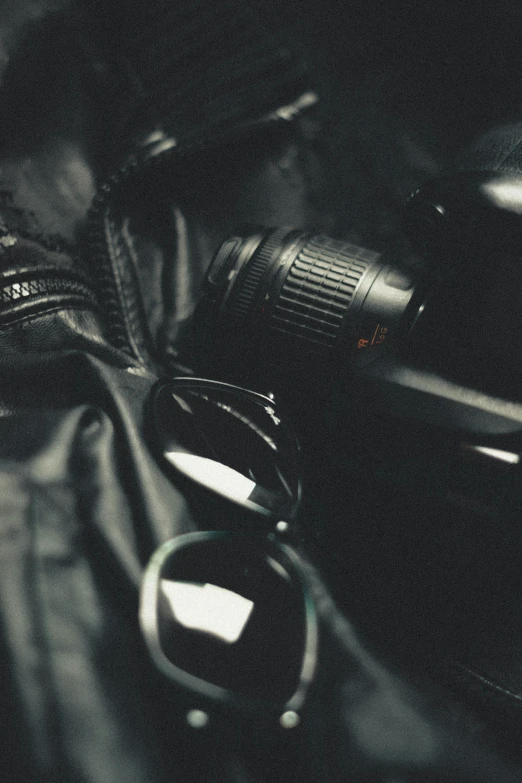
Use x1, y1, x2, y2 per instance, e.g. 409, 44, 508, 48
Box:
197, 228, 425, 386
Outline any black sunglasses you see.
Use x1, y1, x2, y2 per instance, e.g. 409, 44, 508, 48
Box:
141, 377, 316, 729
146, 376, 302, 523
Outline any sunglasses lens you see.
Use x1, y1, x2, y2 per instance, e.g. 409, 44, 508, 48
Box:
150, 381, 300, 518
155, 536, 307, 702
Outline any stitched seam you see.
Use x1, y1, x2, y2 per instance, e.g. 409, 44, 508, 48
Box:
105, 212, 150, 365
120, 217, 154, 363
0, 304, 97, 328
486, 163, 522, 174
491, 138, 522, 170
452, 662, 522, 704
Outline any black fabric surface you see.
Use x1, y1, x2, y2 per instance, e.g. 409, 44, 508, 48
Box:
1, 2, 522, 781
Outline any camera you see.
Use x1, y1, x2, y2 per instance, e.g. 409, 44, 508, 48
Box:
194, 170, 522, 436
191, 170, 522, 630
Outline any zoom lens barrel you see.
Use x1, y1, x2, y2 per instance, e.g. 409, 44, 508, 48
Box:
198, 228, 425, 383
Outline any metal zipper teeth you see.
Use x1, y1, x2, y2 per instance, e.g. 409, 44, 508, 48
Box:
0, 271, 99, 323
86, 108, 313, 360
87, 138, 205, 359
0, 271, 97, 302
85, 135, 236, 358
87, 151, 166, 358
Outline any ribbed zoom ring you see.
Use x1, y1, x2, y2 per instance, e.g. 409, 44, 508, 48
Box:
269, 236, 378, 348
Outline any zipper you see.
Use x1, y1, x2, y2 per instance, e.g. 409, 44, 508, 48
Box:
86, 93, 319, 365
0, 267, 99, 327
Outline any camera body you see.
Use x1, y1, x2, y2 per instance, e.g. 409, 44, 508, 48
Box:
191, 168, 522, 633
195, 170, 522, 448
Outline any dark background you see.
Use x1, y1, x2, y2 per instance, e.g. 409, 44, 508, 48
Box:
2, 0, 522, 243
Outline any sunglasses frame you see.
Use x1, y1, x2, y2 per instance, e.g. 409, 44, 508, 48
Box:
140, 530, 318, 724
146, 376, 302, 520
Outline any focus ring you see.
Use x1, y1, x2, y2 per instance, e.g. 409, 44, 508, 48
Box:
269, 236, 378, 348
227, 228, 291, 319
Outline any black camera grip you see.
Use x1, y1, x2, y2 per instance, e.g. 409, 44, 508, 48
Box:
405, 122, 522, 261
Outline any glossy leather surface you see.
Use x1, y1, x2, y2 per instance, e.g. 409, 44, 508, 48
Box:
1, 2, 522, 781
456, 123, 522, 175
